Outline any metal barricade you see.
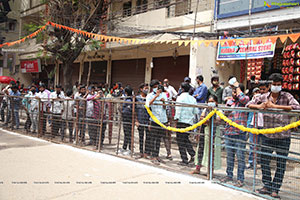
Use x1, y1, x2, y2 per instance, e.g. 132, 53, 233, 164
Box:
0, 94, 299, 199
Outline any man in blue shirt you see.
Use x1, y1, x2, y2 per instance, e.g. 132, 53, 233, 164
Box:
146, 79, 168, 165
193, 75, 208, 104
193, 75, 208, 135
174, 82, 197, 166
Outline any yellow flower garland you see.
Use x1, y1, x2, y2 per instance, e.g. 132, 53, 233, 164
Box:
144, 105, 300, 134
215, 110, 300, 135
144, 105, 216, 133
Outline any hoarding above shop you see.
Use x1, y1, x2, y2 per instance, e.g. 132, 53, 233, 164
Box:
20, 59, 41, 73
216, 39, 276, 60
216, 0, 300, 19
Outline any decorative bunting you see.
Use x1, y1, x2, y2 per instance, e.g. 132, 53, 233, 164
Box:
1, 21, 300, 50
279, 35, 288, 43
289, 33, 299, 43
184, 40, 190, 46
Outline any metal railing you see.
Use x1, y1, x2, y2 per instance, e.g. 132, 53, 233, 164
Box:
0, 94, 299, 200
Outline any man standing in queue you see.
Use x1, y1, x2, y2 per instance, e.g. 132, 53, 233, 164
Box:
146, 80, 168, 165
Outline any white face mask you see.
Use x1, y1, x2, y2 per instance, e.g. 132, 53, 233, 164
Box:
208, 102, 216, 107
271, 85, 282, 93
153, 88, 157, 93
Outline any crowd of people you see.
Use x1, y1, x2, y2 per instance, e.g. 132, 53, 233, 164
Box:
0, 72, 299, 199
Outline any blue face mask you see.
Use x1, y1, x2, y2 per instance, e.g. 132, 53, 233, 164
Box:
153, 88, 157, 93
208, 102, 216, 107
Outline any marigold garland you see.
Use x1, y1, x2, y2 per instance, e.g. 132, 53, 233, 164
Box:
144, 105, 216, 133
145, 105, 300, 134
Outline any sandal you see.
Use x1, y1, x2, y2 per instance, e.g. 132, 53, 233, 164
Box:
190, 169, 200, 175
151, 158, 160, 165
270, 192, 281, 199
157, 157, 166, 164
234, 180, 244, 188
166, 155, 173, 160
257, 187, 271, 195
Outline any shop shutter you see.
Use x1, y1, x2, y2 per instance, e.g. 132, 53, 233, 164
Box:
111, 59, 146, 92
152, 55, 189, 90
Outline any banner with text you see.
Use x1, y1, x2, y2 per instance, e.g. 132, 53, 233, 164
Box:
217, 40, 276, 60
21, 59, 41, 73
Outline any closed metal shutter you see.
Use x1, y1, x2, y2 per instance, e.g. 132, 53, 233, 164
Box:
81, 61, 107, 85
111, 59, 146, 92
152, 55, 189, 90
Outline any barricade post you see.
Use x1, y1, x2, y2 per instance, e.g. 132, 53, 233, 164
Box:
130, 96, 136, 156
75, 100, 79, 145
98, 99, 105, 152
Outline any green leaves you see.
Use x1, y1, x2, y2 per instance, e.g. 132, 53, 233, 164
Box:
23, 23, 43, 33
89, 39, 103, 51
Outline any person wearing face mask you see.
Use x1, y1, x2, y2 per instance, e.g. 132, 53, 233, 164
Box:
50, 85, 65, 139
207, 76, 223, 104
174, 82, 197, 166
221, 81, 249, 188
247, 73, 300, 199
36, 83, 50, 135
191, 95, 222, 174
246, 84, 269, 170
74, 85, 87, 144
135, 83, 150, 159
119, 86, 134, 155
22, 87, 33, 133
222, 76, 235, 104
146, 79, 168, 165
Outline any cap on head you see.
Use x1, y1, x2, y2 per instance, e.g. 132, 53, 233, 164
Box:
252, 87, 259, 93
150, 79, 160, 88
184, 77, 191, 83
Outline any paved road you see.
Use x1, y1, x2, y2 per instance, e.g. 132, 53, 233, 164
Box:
0, 128, 261, 200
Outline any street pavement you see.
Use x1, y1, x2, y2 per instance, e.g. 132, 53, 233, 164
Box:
0, 128, 262, 200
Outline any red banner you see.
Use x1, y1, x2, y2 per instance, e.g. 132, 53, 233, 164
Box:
21, 59, 41, 73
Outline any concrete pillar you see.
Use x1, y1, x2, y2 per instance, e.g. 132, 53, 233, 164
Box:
189, 38, 217, 88
106, 54, 112, 87
145, 56, 152, 84
54, 62, 59, 85
79, 61, 84, 84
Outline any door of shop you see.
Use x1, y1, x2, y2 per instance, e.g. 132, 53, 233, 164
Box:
111, 59, 146, 91
152, 55, 189, 90
81, 61, 107, 85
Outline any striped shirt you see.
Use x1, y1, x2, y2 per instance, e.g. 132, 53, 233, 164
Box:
225, 92, 250, 135
246, 91, 300, 139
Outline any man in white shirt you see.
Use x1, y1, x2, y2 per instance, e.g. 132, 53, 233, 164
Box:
163, 79, 178, 101
49, 85, 65, 139
29, 85, 39, 134
174, 82, 197, 166
36, 84, 50, 135
62, 89, 75, 143
146, 80, 168, 165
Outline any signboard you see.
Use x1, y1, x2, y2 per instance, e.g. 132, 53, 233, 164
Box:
216, 40, 276, 60
20, 59, 41, 73
217, 0, 300, 19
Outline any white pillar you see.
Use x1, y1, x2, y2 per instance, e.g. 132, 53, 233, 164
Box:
145, 56, 152, 84
189, 38, 217, 88
54, 62, 59, 86
106, 55, 112, 87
